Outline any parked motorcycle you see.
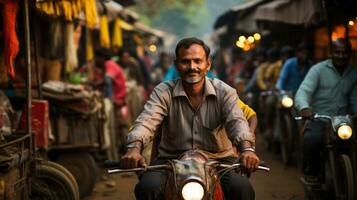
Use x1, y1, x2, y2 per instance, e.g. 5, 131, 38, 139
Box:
105, 150, 269, 200
296, 114, 356, 200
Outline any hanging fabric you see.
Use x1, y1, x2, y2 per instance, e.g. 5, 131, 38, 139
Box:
86, 29, 94, 61
99, 15, 110, 48
112, 18, 123, 50
64, 23, 78, 72
2, 0, 19, 77
81, 0, 98, 29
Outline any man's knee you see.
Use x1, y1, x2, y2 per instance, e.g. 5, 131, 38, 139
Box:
221, 173, 255, 200
135, 171, 166, 200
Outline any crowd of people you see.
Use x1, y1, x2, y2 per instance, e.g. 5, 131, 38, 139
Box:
81, 36, 356, 199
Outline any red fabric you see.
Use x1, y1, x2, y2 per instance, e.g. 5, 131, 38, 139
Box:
105, 60, 126, 105
214, 182, 224, 200
2, 0, 19, 77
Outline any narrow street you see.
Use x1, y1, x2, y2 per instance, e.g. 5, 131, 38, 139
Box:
85, 138, 304, 200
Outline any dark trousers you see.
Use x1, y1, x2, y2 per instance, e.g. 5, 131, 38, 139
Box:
302, 120, 328, 176
134, 159, 255, 200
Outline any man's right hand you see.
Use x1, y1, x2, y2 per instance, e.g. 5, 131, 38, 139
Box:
120, 148, 146, 169
300, 108, 313, 119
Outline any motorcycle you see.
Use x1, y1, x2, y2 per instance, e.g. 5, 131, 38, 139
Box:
105, 150, 269, 200
272, 90, 299, 165
296, 114, 356, 200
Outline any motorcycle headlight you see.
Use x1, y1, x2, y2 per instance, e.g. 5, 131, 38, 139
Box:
337, 125, 353, 140
281, 96, 293, 108
181, 181, 204, 200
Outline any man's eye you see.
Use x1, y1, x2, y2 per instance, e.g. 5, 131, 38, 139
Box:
194, 59, 202, 64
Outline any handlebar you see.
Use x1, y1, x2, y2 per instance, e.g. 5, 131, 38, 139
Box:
295, 114, 332, 121
107, 164, 168, 174
219, 163, 270, 172
105, 160, 270, 174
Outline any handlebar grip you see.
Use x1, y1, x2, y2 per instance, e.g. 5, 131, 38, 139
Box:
104, 160, 121, 168
294, 116, 303, 120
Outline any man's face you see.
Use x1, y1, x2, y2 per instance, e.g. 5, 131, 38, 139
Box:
175, 44, 211, 84
121, 52, 131, 65
297, 49, 308, 64
331, 44, 350, 68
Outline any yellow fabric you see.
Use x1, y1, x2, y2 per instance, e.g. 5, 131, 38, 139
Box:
86, 29, 94, 61
112, 18, 123, 49
265, 59, 283, 87
256, 62, 270, 90
238, 100, 256, 120
35, 0, 98, 28
100, 16, 110, 48
119, 20, 135, 31
81, 0, 98, 29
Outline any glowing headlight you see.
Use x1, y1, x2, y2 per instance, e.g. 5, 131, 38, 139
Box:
281, 96, 293, 108
181, 182, 204, 200
337, 125, 353, 140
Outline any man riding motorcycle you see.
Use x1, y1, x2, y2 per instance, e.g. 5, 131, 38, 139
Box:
120, 37, 259, 200
295, 38, 357, 184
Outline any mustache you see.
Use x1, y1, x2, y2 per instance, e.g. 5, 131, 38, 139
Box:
184, 68, 201, 74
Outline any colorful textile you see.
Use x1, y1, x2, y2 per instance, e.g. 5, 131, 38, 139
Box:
111, 18, 123, 49
100, 16, 110, 48
238, 100, 256, 120
2, 0, 19, 77
105, 60, 126, 105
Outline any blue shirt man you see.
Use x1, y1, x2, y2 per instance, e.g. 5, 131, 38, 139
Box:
276, 57, 311, 92
276, 43, 312, 92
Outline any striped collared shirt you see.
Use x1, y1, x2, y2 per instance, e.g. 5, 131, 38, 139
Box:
127, 77, 254, 159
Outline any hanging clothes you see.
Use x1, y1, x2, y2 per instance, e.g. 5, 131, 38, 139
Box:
111, 18, 123, 50
81, 0, 98, 29
65, 23, 78, 73
99, 15, 110, 48
2, 0, 19, 77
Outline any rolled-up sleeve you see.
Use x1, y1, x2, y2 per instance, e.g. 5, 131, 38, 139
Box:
295, 65, 319, 111
126, 84, 169, 147
222, 89, 255, 146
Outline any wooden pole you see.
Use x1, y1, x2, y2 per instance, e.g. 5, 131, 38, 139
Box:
23, 0, 31, 135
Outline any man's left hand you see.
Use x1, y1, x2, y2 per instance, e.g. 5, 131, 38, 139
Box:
240, 151, 260, 172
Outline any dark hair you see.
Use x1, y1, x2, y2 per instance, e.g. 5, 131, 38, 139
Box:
175, 37, 210, 60
267, 47, 280, 61
281, 45, 294, 56
332, 38, 352, 52
95, 48, 112, 60
296, 42, 308, 52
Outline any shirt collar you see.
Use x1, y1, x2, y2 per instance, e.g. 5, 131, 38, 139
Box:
326, 59, 354, 75
173, 77, 217, 98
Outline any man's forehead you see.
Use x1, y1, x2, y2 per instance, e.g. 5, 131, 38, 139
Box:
178, 44, 206, 57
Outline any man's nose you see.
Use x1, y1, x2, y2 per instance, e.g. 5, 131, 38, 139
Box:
188, 61, 198, 69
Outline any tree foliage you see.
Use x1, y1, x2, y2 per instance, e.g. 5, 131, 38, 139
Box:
133, 0, 245, 38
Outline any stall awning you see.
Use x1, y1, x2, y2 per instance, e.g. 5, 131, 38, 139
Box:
253, 0, 323, 26
134, 22, 167, 38
214, 0, 269, 29
96, 0, 123, 22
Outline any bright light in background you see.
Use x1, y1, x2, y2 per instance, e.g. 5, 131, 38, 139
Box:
236, 40, 245, 48
149, 44, 157, 53
243, 45, 251, 51
239, 36, 246, 42
247, 36, 254, 43
349, 20, 354, 26
253, 33, 261, 40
